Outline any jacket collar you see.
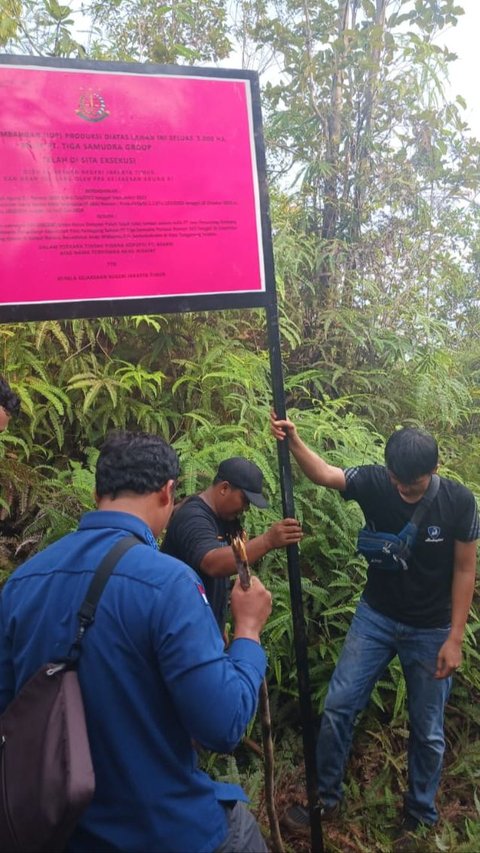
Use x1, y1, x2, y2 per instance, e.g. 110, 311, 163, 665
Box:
78, 510, 158, 550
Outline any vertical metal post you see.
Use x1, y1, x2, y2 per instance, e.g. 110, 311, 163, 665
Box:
248, 68, 323, 851
265, 295, 324, 853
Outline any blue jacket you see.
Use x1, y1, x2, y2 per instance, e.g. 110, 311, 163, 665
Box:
0, 511, 266, 852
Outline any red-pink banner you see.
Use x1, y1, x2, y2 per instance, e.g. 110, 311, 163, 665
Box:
0, 64, 266, 311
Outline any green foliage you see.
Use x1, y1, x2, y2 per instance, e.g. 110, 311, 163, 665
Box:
91, 0, 231, 64
0, 0, 86, 55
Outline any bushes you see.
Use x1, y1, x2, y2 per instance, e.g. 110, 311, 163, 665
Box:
1, 304, 480, 847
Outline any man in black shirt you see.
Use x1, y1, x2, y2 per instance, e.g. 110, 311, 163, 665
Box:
162, 456, 303, 632
271, 415, 479, 842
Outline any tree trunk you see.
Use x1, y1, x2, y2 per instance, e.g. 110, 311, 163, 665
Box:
317, 0, 350, 307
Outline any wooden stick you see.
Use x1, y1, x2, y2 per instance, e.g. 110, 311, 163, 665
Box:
230, 533, 285, 853
230, 531, 251, 590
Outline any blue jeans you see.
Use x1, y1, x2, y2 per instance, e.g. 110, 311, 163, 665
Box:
316, 598, 452, 824
215, 803, 268, 852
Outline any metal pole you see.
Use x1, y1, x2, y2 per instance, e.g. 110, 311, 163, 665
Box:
247, 68, 323, 852
265, 296, 324, 853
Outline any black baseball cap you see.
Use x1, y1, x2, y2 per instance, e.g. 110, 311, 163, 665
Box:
216, 457, 269, 509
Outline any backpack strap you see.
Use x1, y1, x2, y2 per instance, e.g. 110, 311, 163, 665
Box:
396, 474, 441, 559
409, 474, 440, 528
68, 535, 141, 659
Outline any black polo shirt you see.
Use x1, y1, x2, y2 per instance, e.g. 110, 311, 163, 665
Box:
161, 496, 240, 632
342, 465, 479, 627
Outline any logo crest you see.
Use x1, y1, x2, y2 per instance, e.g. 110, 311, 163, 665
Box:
76, 90, 109, 123
196, 583, 209, 605
427, 526, 441, 539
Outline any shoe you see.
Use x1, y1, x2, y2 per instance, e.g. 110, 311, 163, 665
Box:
281, 805, 310, 838
393, 814, 432, 852
281, 802, 340, 837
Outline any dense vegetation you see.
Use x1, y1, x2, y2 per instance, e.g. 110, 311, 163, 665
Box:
1, 1, 480, 850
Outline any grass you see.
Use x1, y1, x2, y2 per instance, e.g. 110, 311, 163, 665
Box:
244, 703, 480, 853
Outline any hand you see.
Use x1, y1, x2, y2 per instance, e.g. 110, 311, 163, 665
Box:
265, 518, 303, 549
435, 637, 462, 679
231, 576, 272, 642
270, 411, 298, 442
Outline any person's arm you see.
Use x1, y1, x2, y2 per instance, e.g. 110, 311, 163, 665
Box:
270, 411, 346, 490
200, 518, 303, 578
165, 504, 302, 579
155, 570, 272, 753
435, 539, 477, 679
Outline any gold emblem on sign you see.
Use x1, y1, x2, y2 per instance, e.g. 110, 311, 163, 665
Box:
76, 90, 109, 123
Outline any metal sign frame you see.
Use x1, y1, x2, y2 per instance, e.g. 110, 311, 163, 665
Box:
0, 55, 273, 324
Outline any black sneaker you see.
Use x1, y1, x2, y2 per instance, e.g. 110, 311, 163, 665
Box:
281, 802, 340, 837
281, 805, 310, 838
393, 815, 432, 852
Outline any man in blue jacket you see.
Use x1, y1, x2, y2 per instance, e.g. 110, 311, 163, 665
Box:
0, 431, 272, 852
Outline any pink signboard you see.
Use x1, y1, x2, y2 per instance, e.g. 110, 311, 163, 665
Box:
0, 58, 271, 322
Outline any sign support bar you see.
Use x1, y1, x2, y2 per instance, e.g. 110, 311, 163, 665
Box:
266, 293, 324, 853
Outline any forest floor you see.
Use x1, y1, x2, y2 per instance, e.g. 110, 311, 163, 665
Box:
255, 748, 479, 853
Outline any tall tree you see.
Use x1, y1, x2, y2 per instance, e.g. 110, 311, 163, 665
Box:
253, 0, 479, 320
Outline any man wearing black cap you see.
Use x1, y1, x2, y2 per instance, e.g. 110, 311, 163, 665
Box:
162, 456, 303, 632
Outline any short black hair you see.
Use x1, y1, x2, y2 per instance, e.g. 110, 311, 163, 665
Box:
96, 431, 180, 499
384, 427, 438, 483
0, 377, 20, 416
